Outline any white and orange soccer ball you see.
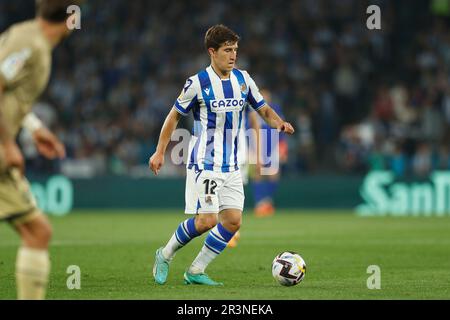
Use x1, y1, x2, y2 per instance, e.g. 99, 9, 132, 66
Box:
272, 251, 306, 286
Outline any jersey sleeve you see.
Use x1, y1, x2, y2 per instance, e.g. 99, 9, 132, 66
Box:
173, 76, 199, 116
243, 71, 266, 111
0, 33, 33, 88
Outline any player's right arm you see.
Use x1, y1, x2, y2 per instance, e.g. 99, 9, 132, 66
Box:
148, 107, 182, 175
0, 83, 24, 172
149, 77, 198, 175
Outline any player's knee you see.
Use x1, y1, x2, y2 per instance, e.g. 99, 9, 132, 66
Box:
32, 220, 52, 248
232, 220, 242, 231
195, 215, 218, 232
222, 216, 242, 232
39, 222, 52, 245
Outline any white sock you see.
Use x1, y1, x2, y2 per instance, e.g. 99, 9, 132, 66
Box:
16, 247, 50, 300
188, 224, 235, 274
188, 245, 218, 274
162, 234, 183, 260
162, 218, 201, 260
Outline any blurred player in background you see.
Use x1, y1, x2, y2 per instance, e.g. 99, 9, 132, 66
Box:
149, 24, 294, 285
0, 0, 81, 299
252, 88, 288, 217
228, 89, 288, 247
227, 105, 260, 248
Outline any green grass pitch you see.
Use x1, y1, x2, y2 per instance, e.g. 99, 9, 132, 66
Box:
1, 210, 449, 299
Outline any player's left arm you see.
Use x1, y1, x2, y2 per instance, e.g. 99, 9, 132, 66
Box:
22, 113, 66, 160
244, 71, 294, 134
256, 104, 295, 134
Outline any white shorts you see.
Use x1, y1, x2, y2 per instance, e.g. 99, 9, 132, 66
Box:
185, 168, 245, 214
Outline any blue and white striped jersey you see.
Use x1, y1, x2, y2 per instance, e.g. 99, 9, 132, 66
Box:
174, 65, 266, 172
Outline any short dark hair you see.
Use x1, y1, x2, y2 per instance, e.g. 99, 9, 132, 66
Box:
204, 24, 240, 51
36, 0, 83, 23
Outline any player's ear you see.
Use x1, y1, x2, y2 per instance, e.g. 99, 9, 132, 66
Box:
208, 47, 215, 57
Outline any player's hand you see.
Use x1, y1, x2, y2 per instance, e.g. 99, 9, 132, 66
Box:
2, 140, 25, 174
149, 152, 164, 176
32, 127, 66, 160
277, 122, 295, 134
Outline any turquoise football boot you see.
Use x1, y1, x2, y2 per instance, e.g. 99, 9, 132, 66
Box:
183, 271, 223, 286
153, 247, 170, 285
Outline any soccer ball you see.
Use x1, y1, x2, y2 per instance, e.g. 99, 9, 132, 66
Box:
272, 251, 306, 286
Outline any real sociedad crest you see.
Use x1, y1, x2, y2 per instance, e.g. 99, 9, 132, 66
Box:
241, 83, 247, 94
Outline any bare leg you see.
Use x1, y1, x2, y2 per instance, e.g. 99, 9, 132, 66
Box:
14, 213, 52, 300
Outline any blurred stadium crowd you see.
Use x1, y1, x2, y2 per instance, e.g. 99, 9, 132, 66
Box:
1, 0, 449, 177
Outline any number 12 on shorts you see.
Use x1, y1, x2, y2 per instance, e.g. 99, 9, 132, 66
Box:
203, 179, 217, 195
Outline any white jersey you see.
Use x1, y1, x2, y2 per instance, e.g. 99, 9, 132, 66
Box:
174, 66, 266, 172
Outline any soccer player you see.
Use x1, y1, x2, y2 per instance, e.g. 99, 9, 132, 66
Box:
227, 105, 261, 248
253, 88, 289, 217
149, 24, 294, 285
0, 0, 81, 299
228, 89, 287, 247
